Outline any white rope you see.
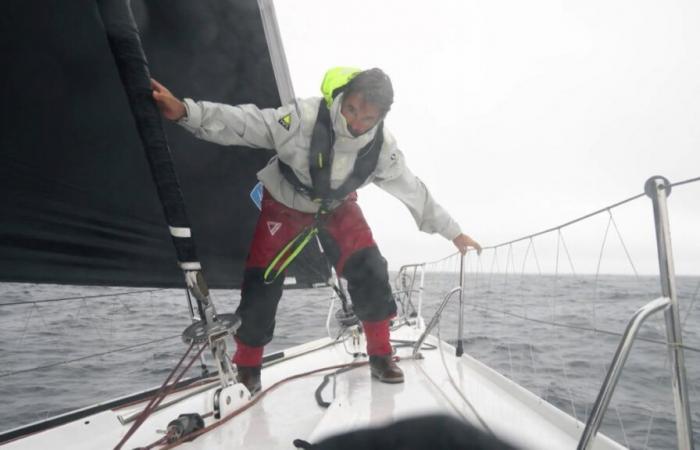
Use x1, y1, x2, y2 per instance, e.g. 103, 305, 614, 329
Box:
530, 237, 543, 276
613, 404, 632, 449
592, 214, 613, 329
608, 210, 640, 280
681, 279, 700, 328
518, 239, 532, 319
559, 229, 578, 278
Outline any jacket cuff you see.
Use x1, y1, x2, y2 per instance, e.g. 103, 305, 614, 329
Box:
441, 221, 462, 242
178, 98, 202, 129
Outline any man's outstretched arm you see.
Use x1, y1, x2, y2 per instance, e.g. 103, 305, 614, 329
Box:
373, 149, 481, 256
151, 78, 295, 149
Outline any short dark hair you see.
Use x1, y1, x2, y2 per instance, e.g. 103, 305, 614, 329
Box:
344, 68, 394, 116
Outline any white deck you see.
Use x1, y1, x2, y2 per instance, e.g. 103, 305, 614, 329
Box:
2, 323, 624, 449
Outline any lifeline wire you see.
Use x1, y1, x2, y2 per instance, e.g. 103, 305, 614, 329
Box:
463, 301, 700, 354
0, 288, 167, 307
0, 334, 181, 379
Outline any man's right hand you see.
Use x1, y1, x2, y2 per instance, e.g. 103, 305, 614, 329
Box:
151, 78, 187, 121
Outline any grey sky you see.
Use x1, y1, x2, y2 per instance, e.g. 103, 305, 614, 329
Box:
274, 0, 700, 275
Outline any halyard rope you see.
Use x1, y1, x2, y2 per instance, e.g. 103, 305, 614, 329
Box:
114, 341, 206, 450
156, 359, 373, 449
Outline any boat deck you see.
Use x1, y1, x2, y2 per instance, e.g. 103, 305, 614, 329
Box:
2, 323, 624, 449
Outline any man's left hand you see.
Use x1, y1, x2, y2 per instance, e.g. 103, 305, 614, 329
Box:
452, 234, 482, 255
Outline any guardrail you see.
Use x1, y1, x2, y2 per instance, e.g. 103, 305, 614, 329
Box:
396, 175, 696, 449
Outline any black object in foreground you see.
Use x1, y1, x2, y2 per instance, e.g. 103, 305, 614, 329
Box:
293, 414, 519, 450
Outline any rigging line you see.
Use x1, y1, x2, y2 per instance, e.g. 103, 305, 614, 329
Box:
642, 408, 657, 450
669, 175, 700, 188
530, 238, 543, 276
0, 334, 181, 379
518, 239, 532, 319
159, 360, 373, 450
527, 343, 540, 395
507, 343, 515, 380
641, 386, 667, 450
483, 193, 646, 251
79, 297, 106, 342
559, 230, 578, 278
475, 252, 484, 295
594, 355, 631, 448
415, 362, 470, 424
487, 248, 498, 291
608, 210, 640, 280
17, 303, 37, 347
613, 404, 632, 450
436, 319, 493, 434
502, 244, 514, 320
115, 342, 204, 450
0, 288, 167, 307
466, 302, 700, 354
553, 230, 561, 321
558, 348, 579, 421
681, 280, 700, 328
402, 176, 696, 270
593, 214, 613, 328
641, 343, 676, 449
549, 236, 578, 416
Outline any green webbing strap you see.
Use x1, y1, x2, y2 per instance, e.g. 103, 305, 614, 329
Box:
263, 226, 320, 284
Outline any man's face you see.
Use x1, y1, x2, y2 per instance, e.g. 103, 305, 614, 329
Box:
340, 92, 382, 137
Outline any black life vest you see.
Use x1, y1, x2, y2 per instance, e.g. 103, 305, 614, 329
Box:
278, 100, 384, 206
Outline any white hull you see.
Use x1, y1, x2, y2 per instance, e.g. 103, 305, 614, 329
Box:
2, 321, 623, 449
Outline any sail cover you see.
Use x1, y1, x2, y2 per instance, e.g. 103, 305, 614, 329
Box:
0, 0, 329, 288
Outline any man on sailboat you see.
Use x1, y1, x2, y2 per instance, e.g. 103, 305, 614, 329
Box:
151, 68, 481, 394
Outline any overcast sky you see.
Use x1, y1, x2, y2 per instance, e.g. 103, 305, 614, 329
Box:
274, 0, 700, 275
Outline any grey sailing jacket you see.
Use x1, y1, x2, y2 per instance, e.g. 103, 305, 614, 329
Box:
178, 94, 462, 241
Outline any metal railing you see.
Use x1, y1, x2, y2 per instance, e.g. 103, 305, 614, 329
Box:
577, 296, 670, 448
396, 175, 696, 450
579, 176, 694, 449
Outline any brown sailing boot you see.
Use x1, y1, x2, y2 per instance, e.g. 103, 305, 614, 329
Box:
232, 337, 263, 395
369, 355, 404, 383
236, 366, 262, 395
363, 318, 404, 383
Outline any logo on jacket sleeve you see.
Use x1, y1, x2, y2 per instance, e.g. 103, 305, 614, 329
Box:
267, 221, 282, 236
278, 113, 292, 131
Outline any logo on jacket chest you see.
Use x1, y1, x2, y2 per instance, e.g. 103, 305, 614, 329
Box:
278, 113, 292, 131
267, 221, 282, 236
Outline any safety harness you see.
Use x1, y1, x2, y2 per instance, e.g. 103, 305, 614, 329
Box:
277, 101, 384, 206
263, 68, 384, 283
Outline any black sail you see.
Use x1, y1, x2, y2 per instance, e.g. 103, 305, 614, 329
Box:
0, 0, 329, 288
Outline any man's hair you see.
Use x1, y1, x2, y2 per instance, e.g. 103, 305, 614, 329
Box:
344, 68, 394, 116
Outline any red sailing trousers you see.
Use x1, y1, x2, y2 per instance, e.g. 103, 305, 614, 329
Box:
233, 190, 396, 367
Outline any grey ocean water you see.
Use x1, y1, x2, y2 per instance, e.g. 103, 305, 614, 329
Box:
1, 273, 699, 449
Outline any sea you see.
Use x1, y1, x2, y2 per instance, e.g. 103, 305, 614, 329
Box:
1, 272, 699, 449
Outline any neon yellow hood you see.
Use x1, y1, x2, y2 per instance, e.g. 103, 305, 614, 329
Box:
320, 67, 361, 107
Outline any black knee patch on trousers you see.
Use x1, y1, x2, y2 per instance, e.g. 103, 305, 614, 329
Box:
342, 246, 397, 322
235, 268, 284, 347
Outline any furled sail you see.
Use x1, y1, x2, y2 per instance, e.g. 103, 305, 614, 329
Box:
0, 0, 329, 288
